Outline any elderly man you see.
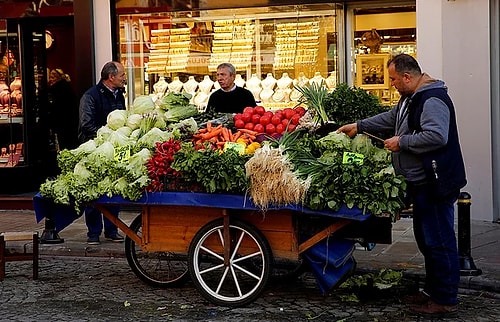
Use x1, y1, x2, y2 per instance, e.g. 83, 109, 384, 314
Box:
206, 62, 256, 113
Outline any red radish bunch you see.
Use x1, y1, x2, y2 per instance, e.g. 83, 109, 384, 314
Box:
146, 138, 183, 192
233, 106, 306, 136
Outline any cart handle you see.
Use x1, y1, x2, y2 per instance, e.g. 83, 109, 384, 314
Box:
96, 205, 142, 245
298, 219, 351, 254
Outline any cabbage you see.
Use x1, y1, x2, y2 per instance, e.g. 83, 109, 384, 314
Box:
127, 113, 143, 130
163, 104, 199, 122
107, 110, 128, 130
95, 126, 114, 145
107, 130, 134, 147
130, 128, 142, 141
89, 141, 115, 161
351, 134, 373, 156
137, 128, 173, 149
116, 126, 133, 137
132, 95, 155, 114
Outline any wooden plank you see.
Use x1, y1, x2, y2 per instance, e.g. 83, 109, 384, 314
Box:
97, 206, 141, 245
298, 219, 351, 254
1, 232, 36, 241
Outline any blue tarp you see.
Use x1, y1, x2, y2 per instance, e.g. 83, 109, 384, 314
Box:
34, 191, 371, 232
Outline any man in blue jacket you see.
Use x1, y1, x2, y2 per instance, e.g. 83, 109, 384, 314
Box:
78, 61, 127, 245
338, 54, 466, 316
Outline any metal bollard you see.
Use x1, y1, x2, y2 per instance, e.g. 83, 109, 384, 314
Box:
39, 215, 65, 244
457, 192, 482, 276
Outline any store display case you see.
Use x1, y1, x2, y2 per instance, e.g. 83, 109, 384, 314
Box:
0, 18, 50, 193
118, 4, 342, 110
0, 19, 24, 168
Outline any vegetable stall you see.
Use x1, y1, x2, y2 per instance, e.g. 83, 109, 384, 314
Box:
33, 85, 407, 307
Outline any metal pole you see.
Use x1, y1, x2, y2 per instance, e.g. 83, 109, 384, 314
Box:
457, 191, 482, 276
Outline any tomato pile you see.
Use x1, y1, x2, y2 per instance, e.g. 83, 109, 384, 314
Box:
233, 106, 306, 136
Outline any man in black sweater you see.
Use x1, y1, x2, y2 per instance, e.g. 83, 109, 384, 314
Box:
206, 63, 256, 113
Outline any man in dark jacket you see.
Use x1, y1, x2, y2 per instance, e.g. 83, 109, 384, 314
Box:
338, 54, 466, 316
206, 63, 256, 113
78, 61, 126, 245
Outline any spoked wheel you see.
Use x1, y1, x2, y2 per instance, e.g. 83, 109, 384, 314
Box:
188, 218, 273, 307
125, 214, 189, 287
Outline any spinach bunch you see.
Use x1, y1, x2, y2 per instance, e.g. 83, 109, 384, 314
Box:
172, 143, 250, 194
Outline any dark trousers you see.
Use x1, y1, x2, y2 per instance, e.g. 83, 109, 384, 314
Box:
409, 183, 460, 306
84, 206, 120, 238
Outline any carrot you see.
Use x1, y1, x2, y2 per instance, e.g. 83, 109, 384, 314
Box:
201, 128, 223, 140
238, 128, 258, 136
232, 131, 242, 141
206, 121, 212, 131
198, 128, 208, 133
221, 127, 230, 142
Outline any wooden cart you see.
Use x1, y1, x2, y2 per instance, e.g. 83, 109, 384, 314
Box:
35, 192, 392, 307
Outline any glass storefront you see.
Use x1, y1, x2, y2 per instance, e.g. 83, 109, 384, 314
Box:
118, 3, 343, 110
116, 1, 416, 108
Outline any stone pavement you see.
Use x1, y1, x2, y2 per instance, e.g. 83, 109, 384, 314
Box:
1, 209, 499, 296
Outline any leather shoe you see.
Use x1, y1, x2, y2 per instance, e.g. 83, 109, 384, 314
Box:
105, 233, 124, 243
410, 299, 458, 316
402, 291, 429, 304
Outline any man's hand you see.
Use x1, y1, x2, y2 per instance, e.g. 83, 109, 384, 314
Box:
384, 136, 401, 152
336, 123, 358, 138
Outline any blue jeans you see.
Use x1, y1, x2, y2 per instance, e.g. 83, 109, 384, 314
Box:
84, 206, 120, 238
409, 182, 460, 306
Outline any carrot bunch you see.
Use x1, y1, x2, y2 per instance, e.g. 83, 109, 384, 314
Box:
192, 122, 258, 148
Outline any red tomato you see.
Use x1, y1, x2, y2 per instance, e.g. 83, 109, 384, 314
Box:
271, 116, 282, 126
265, 123, 276, 135
251, 114, 261, 124
276, 123, 285, 134
287, 124, 297, 132
259, 115, 271, 126
291, 114, 301, 125
294, 106, 306, 116
234, 119, 245, 129
241, 112, 252, 123
281, 119, 290, 127
244, 122, 254, 130
263, 111, 274, 118
254, 106, 266, 115
243, 107, 255, 115
273, 110, 283, 119
234, 113, 243, 120
283, 108, 295, 120
253, 123, 265, 133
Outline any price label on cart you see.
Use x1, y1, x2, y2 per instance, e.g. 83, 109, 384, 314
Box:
342, 152, 364, 165
114, 145, 131, 163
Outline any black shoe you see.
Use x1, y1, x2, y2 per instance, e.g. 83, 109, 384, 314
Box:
87, 236, 101, 245
105, 233, 124, 242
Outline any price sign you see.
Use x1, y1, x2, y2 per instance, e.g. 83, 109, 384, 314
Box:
114, 145, 131, 163
342, 152, 364, 165
224, 142, 246, 155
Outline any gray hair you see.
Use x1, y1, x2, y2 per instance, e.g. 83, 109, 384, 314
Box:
217, 63, 236, 75
100, 61, 120, 80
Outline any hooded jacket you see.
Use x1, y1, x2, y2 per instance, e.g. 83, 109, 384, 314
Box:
78, 81, 125, 143
357, 74, 466, 192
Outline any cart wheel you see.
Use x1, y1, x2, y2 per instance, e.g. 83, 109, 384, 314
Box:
125, 214, 189, 287
188, 218, 273, 307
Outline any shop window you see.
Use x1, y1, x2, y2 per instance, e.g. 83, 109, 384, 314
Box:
117, 3, 342, 111
351, 5, 416, 106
